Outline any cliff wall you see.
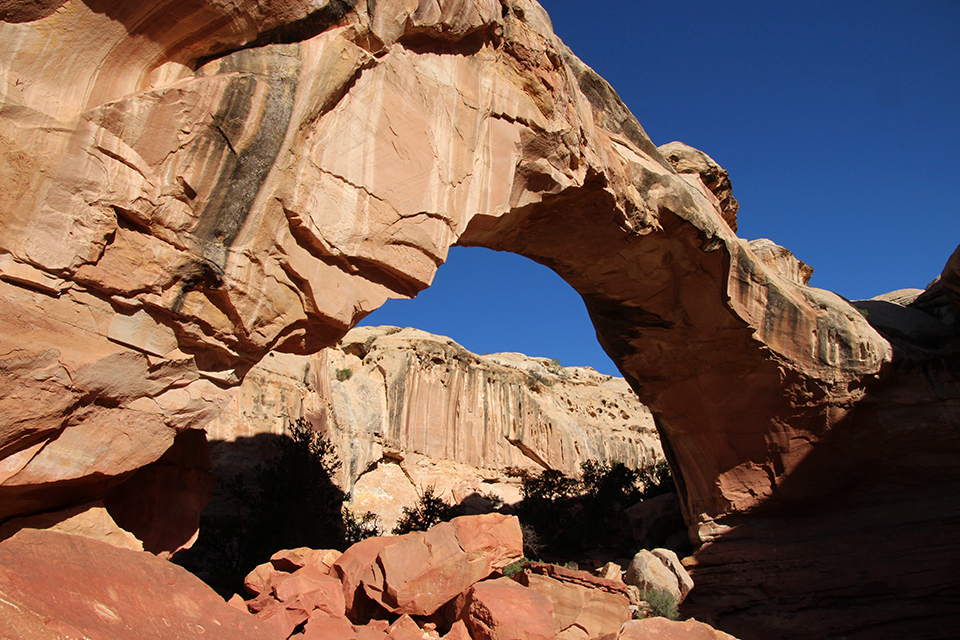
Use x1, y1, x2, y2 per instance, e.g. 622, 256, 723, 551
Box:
206, 325, 663, 529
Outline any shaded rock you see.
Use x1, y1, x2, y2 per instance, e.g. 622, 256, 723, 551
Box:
625, 492, 685, 550
456, 577, 555, 640
0, 528, 271, 639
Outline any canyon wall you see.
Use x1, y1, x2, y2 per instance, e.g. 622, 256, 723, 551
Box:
0, 1, 957, 637
205, 325, 664, 529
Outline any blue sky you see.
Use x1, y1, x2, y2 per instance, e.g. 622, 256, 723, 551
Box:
360, 1, 960, 377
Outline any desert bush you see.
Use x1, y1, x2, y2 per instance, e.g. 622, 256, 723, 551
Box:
343, 507, 382, 545
174, 418, 348, 596
516, 459, 676, 559
392, 487, 465, 534
642, 588, 679, 620
336, 368, 353, 381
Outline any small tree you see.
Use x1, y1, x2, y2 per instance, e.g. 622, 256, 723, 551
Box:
392, 487, 464, 534
175, 418, 348, 596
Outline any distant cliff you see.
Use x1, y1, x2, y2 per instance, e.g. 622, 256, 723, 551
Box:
205, 326, 664, 529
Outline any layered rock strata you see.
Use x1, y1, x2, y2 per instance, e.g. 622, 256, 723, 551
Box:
0, 0, 957, 637
205, 325, 663, 529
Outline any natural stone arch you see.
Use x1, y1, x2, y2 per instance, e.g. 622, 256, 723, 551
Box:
1, 1, 957, 635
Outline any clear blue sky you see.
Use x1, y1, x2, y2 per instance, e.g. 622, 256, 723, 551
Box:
360, 0, 960, 377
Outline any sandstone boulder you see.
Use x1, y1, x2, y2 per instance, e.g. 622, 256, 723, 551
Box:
456, 577, 555, 640
0, 528, 271, 640
617, 618, 739, 640
651, 549, 694, 602
365, 513, 522, 616
516, 562, 631, 639
624, 550, 682, 604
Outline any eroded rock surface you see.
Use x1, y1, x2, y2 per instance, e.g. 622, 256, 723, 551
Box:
205, 325, 664, 529
0, 0, 956, 637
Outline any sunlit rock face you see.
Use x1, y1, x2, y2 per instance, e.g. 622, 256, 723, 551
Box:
1, 1, 957, 637
205, 325, 664, 530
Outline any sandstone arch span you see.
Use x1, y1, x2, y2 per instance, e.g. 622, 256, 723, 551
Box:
1, 1, 957, 636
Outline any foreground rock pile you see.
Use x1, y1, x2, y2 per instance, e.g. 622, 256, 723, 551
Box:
228, 513, 724, 640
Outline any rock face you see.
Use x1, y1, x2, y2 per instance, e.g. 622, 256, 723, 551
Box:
205, 325, 664, 529
0, 528, 273, 640
0, 1, 957, 637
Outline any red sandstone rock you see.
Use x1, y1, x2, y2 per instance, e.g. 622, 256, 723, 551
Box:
301, 610, 359, 640
617, 618, 738, 640
456, 577, 555, 640
245, 561, 284, 598
369, 514, 523, 617
255, 598, 309, 639
271, 547, 342, 573
333, 534, 406, 620
0, 528, 272, 639
443, 620, 473, 640
517, 563, 631, 639
0, 0, 957, 636
387, 615, 434, 640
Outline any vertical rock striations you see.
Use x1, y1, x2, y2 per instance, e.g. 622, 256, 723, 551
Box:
206, 326, 664, 530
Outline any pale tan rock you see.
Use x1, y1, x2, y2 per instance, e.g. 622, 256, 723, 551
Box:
747, 238, 814, 286
208, 325, 665, 532
651, 548, 694, 603
659, 141, 739, 231
624, 550, 681, 603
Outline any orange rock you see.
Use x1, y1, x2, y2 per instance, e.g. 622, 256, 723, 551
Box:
371, 514, 523, 616
457, 577, 554, 640
617, 618, 739, 640
0, 528, 272, 639
301, 610, 359, 640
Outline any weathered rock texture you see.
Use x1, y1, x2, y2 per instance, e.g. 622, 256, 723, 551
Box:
0, 1, 957, 637
0, 528, 273, 640
205, 325, 663, 528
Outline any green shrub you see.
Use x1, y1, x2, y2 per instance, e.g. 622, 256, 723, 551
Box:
343, 508, 382, 545
174, 418, 348, 596
516, 459, 676, 559
336, 368, 353, 381
642, 588, 679, 620
392, 487, 465, 535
